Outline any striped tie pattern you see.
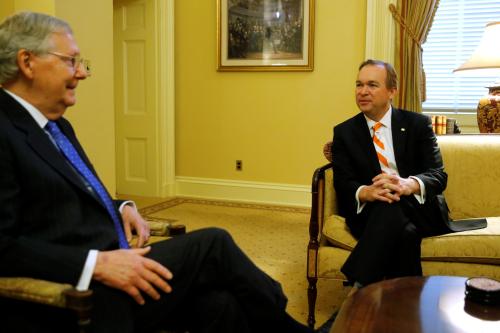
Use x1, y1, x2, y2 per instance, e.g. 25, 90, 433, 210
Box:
372, 122, 390, 169
45, 121, 130, 249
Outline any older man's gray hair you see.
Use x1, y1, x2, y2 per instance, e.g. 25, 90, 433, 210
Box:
0, 11, 72, 85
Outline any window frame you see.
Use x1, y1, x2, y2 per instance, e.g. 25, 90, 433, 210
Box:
421, 0, 500, 123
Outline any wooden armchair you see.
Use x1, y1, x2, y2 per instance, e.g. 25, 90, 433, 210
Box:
0, 221, 182, 333
307, 163, 350, 328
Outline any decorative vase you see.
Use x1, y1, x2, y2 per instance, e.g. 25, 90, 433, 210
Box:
477, 84, 500, 133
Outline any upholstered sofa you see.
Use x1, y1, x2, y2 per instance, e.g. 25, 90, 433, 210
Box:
306, 134, 500, 327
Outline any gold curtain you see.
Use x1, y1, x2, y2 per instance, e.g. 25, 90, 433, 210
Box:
390, 0, 439, 112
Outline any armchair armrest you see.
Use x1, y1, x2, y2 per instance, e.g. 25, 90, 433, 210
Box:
0, 221, 185, 332
308, 163, 333, 280
307, 163, 333, 328
148, 220, 170, 236
144, 221, 186, 246
0, 224, 165, 331
0, 277, 92, 330
0, 277, 74, 307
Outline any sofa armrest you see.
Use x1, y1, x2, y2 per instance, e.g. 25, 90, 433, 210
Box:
308, 163, 333, 276
309, 163, 333, 245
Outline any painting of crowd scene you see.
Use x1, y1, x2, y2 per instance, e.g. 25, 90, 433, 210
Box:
227, 0, 304, 60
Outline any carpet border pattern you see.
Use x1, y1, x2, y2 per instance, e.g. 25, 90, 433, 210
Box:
139, 197, 311, 217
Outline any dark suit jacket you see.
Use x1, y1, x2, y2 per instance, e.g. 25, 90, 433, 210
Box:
0, 89, 121, 285
332, 108, 450, 237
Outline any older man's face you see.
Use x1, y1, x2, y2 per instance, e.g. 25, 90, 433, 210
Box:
30, 32, 87, 120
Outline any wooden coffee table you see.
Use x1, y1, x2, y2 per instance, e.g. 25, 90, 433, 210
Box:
330, 276, 500, 333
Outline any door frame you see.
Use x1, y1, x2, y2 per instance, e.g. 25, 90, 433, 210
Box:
157, 0, 175, 197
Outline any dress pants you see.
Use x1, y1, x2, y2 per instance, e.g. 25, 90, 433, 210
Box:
341, 198, 431, 286
3, 228, 290, 333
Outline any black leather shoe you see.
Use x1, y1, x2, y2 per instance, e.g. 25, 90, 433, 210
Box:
314, 311, 338, 333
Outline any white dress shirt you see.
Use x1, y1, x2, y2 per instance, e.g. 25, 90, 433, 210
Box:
355, 106, 426, 213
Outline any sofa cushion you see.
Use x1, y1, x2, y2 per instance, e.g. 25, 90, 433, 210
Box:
317, 246, 350, 280
322, 214, 356, 250
323, 215, 500, 265
316, 249, 500, 281
438, 135, 500, 219
421, 217, 500, 264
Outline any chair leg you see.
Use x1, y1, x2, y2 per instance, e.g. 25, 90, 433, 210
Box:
307, 276, 318, 328
63, 288, 93, 333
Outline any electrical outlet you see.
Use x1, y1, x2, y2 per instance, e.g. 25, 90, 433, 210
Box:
236, 160, 243, 171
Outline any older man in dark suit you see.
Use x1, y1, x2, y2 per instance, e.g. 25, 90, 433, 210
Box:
0, 11, 330, 333
332, 59, 460, 288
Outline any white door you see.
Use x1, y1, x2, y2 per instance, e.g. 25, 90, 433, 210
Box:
114, 0, 175, 197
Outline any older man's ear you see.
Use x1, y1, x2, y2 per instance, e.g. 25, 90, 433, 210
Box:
16, 49, 35, 79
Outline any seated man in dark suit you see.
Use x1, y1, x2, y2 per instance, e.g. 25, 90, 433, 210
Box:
0, 11, 331, 333
330, 59, 483, 290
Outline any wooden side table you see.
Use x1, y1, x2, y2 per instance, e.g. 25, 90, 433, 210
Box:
330, 276, 500, 333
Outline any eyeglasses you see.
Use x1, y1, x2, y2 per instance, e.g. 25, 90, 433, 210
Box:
47, 51, 91, 76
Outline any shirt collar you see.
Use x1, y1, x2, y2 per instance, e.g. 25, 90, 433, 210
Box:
2, 88, 49, 128
364, 105, 393, 131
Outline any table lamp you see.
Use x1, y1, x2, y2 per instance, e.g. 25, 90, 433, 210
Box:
454, 22, 500, 133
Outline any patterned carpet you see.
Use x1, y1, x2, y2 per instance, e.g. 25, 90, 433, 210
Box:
139, 197, 347, 327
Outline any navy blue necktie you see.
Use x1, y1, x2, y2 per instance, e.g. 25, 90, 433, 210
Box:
45, 121, 130, 249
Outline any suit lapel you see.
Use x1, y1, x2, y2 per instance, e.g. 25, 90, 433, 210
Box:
0, 90, 101, 200
391, 108, 408, 173
353, 113, 381, 176
57, 119, 97, 175
55, 119, 109, 207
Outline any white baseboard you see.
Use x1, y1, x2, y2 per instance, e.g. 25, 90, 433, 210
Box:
175, 176, 311, 207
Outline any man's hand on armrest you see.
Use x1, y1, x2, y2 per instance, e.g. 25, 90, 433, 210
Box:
121, 205, 150, 248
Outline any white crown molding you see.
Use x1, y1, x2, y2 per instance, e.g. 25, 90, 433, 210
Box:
175, 176, 311, 208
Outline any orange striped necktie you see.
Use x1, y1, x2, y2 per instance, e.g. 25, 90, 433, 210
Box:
372, 122, 390, 168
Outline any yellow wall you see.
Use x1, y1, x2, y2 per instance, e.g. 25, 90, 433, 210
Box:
0, 0, 54, 18
54, 0, 116, 194
14, 0, 54, 13
2, 0, 368, 195
0, 2, 14, 19
175, 0, 367, 185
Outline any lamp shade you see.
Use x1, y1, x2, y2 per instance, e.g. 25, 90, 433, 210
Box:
454, 21, 500, 72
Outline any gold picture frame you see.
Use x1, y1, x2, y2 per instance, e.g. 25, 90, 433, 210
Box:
217, 0, 315, 72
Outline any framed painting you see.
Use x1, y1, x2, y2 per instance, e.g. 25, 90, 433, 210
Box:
217, 0, 315, 71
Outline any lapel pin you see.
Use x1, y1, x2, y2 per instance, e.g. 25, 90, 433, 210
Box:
401, 128, 406, 132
